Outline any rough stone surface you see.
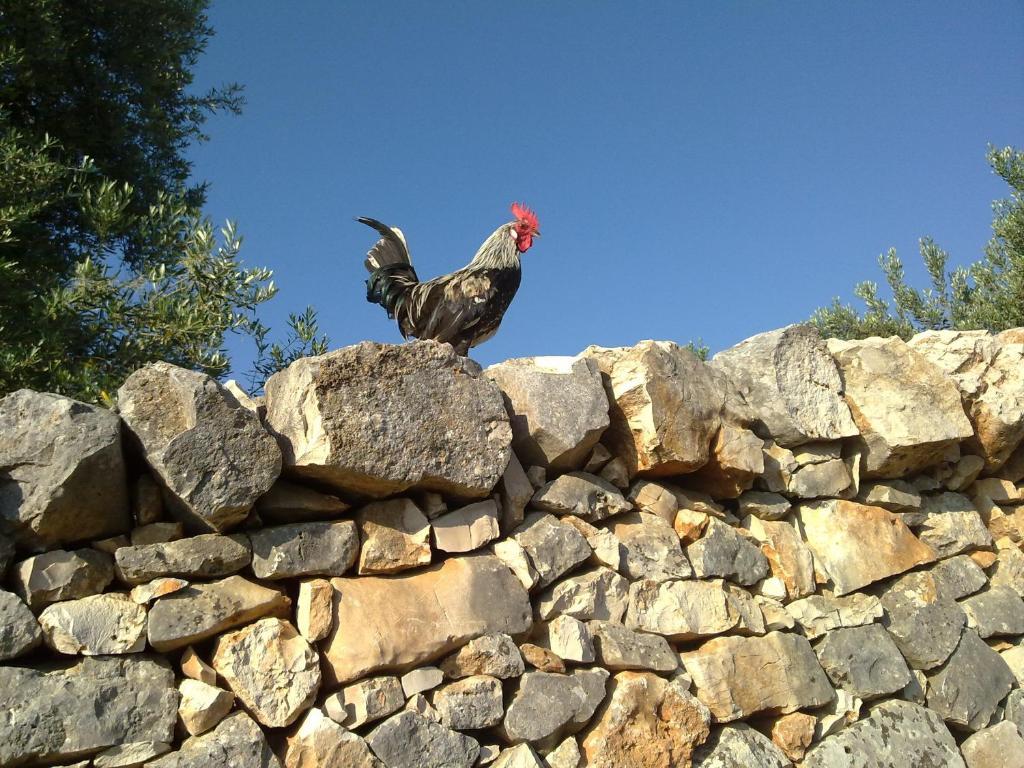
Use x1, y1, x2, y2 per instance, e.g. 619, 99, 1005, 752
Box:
961, 721, 1024, 768
118, 362, 281, 531
786, 457, 854, 499
604, 511, 692, 582
916, 492, 993, 557
356, 498, 431, 574
402, 666, 445, 697
588, 620, 678, 672
1003, 690, 1024, 741
0, 389, 130, 549
284, 708, 380, 768
580, 341, 729, 477
434, 674, 505, 730
324, 554, 532, 684
501, 668, 610, 751
909, 329, 1024, 470
324, 675, 404, 728
252, 480, 350, 523
39, 592, 147, 655
485, 356, 609, 471
212, 618, 320, 728
537, 566, 630, 623
627, 578, 764, 641
432, 499, 501, 553
264, 341, 511, 499
857, 479, 922, 510
296, 578, 333, 641
147, 711, 281, 768
114, 533, 251, 584
737, 491, 791, 521
497, 453, 533, 532
686, 518, 769, 585
440, 633, 525, 680
684, 424, 765, 499
926, 628, 1015, 731
178, 678, 234, 736
581, 672, 711, 768
929, 554, 989, 600
691, 724, 791, 768
493, 743, 544, 768
147, 574, 290, 652
813, 624, 912, 699
539, 615, 594, 664
0, 589, 41, 660
827, 336, 974, 477
769, 712, 816, 762
991, 545, 1024, 597
960, 585, 1024, 637
786, 593, 883, 639
511, 513, 591, 589
797, 499, 937, 594
681, 631, 835, 722
367, 711, 480, 768
0, 655, 177, 766
710, 324, 858, 447
802, 700, 965, 768
744, 515, 816, 599
531, 472, 631, 523
520, 643, 566, 673
881, 571, 967, 670
12, 547, 114, 609
249, 520, 358, 579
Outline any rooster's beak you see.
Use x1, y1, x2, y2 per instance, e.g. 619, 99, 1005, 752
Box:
533, 230, 541, 238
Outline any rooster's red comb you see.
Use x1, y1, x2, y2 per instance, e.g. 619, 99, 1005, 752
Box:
511, 202, 539, 231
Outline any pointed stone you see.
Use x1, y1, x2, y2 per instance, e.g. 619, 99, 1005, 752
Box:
440, 633, 525, 680
686, 518, 769, 586
744, 516, 815, 600
588, 620, 678, 673
785, 593, 883, 640
147, 711, 281, 768
537, 566, 630, 623
531, 472, 632, 523
684, 424, 765, 499
12, 547, 114, 609
626, 578, 764, 641
881, 571, 967, 670
511, 513, 591, 589
691, 724, 791, 768
178, 678, 234, 736
960, 586, 1024, 638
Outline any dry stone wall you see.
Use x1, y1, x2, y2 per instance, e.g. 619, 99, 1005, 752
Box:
1, 329, 1024, 767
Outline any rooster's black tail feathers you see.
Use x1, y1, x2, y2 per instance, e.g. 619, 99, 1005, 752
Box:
357, 217, 418, 320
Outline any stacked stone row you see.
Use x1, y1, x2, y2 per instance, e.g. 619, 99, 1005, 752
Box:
0, 327, 1023, 768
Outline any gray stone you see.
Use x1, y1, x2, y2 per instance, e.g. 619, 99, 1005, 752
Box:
129, 521, 183, 546
627, 578, 764, 641
324, 554, 532, 685
440, 633, 525, 680
686, 518, 769, 585
432, 499, 501, 553
249, 520, 358, 579
536, 566, 630, 623
881, 571, 967, 670
709, 324, 858, 448
367, 711, 479, 768
857, 480, 922, 510
827, 336, 974, 478
531, 472, 631, 523
324, 675, 404, 728
786, 458, 854, 499
39, 592, 147, 655
960, 586, 1024, 637
813, 624, 911, 699
434, 675, 505, 730
917, 492, 993, 557
252, 479, 350, 523
265, 341, 511, 499
961, 721, 1024, 768
148, 711, 281, 768
681, 631, 834, 722
1005, 690, 1024, 736
401, 667, 445, 697
496, 453, 533, 532
0, 655, 177, 766
802, 700, 965, 768
785, 593, 883, 640
0, 390, 130, 550
92, 741, 171, 767
501, 669, 610, 752
118, 362, 281, 531
485, 356, 609, 471
0, 589, 41, 660
12, 547, 114, 609
147, 574, 290, 651
284, 708, 379, 768
691, 723, 791, 768
511, 513, 591, 589
114, 533, 251, 584
604, 510, 692, 581
929, 554, 989, 600
926, 628, 1015, 731
991, 546, 1024, 597
736, 491, 790, 521
588, 620, 678, 672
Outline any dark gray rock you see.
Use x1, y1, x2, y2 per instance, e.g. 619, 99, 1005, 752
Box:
916, 492, 993, 557
0, 655, 177, 766
960, 586, 1024, 638
881, 573, 967, 670
439, 633, 525, 680
252, 479, 350, 523
12, 548, 114, 609
264, 341, 511, 500
813, 624, 911, 700
929, 554, 989, 600
531, 472, 631, 523
147, 711, 281, 768
926, 628, 1015, 731
501, 669, 609, 752
686, 518, 768, 585
367, 711, 479, 768
802, 700, 965, 768
588, 620, 678, 672
0, 589, 41, 661
1004, 690, 1024, 736
433, 675, 504, 730
0, 533, 13, 579
604, 511, 692, 582
118, 362, 282, 532
691, 723, 791, 768
0, 389, 129, 550
114, 533, 251, 584
249, 520, 358, 579
511, 513, 591, 589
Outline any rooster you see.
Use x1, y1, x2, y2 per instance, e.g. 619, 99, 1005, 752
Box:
358, 202, 540, 356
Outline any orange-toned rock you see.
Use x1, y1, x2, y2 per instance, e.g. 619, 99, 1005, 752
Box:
769, 711, 816, 762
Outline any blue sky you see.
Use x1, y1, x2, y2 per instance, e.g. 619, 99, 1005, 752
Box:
189, 1, 1024, 380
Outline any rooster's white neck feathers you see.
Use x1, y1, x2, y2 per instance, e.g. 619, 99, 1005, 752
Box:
467, 223, 521, 270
